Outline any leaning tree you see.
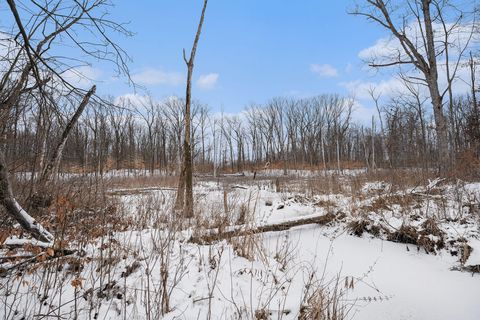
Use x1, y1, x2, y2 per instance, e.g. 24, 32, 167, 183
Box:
0, 0, 131, 242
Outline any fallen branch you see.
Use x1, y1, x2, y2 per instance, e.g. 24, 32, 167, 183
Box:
451, 264, 480, 274
411, 192, 443, 199
0, 255, 36, 263
107, 187, 176, 196
426, 178, 445, 190
410, 177, 445, 195
223, 172, 245, 177
231, 185, 248, 190
0, 247, 76, 277
190, 213, 336, 244
0, 150, 53, 243
2, 237, 54, 249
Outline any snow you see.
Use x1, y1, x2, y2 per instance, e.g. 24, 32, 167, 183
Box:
1, 175, 480, 319
361, 181, 391, 194
264, 226, 480, 320
466, 239, 480, 266
10, 198, 54, 243
4, 226, 477, 319
3, 237, 53, 248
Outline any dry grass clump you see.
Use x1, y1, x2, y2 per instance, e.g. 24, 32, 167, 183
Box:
387, 219, 445, 254
458, 239, 473, 265
369, 194, 416, 211
1, 176, 134, 248
236, 202, 249, 225
230, 233, 264, 261
299, 273, 352, 320
299, 288, 346, 320
303, 176, 344, 196
450, 239, 480, 273
347, 217, 381, 237
287, 167, 438, 199
387, 224, 418, 245
420, 218, 444, 238
314, 199, 337, 209
371, 169, 435, 192
193, 204, 231, 231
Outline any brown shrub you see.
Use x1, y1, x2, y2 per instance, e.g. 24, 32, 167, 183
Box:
449, 150, 480, 180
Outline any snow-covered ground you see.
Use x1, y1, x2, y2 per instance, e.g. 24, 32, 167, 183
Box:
1, 174, 479, 319
264, 226, 480, 320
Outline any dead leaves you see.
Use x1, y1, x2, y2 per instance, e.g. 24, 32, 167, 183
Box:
46, 247, 55, 257
71, 277, 84, 289
0, 232, 8, 245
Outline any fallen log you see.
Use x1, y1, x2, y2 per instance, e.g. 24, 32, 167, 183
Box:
107, 187, 176, 196
0, 150, 53, 243
190, 212, 336, 244
231, 185, 248, 190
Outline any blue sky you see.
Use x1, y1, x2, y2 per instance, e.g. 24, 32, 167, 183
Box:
97, 1, 390, 119
3, 1, 477, 124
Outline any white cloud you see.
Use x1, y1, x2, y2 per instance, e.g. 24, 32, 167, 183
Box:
348, 19, 478, 102
310, 64, 339, 78
196, 73, 219, 89
114, 94, 186, 111
132, 68, 183, 86
342, 58, 473, 101
359, 21, 479, 67
358, 36, 402, 62
62, 66, 102, 88
114, 93, 150, 108
341, 77, 406, 100
351, 100, 378, 126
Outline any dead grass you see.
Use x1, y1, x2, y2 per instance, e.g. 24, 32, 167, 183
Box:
347, 218, 381, 237
387, 219, 445, 254
299, 272, 353, 320
449, 150, 480, 181
107, 174, 178, 190
368, 194, 417, 211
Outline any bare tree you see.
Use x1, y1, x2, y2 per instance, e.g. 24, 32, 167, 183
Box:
351, 0, 477, 172
175, 0, 209, 218
0, 0, 131, 241
38, 85, 96, 188
368, 87, 390, 165
467, 52, 480, 154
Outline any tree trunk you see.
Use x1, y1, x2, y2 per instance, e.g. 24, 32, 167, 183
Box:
38, 85, 96, 188
427, 79, 449, 172
422, 0, 449, 172
0, 150, 53, 242
175, 0, 208, 218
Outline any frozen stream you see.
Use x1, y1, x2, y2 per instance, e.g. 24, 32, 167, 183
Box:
263, 225, 480, 320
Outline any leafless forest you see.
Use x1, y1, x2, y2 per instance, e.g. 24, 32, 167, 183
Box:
1, 1, 479, 320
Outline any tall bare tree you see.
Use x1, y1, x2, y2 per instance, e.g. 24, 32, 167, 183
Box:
351, 0, 477, 172
175, 0, 209, 218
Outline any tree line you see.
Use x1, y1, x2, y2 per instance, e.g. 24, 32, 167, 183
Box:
4, 89, 479, 177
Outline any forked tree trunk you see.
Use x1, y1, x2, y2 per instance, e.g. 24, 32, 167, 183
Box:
0, 150, 53, 242
175, 0, 208, 218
